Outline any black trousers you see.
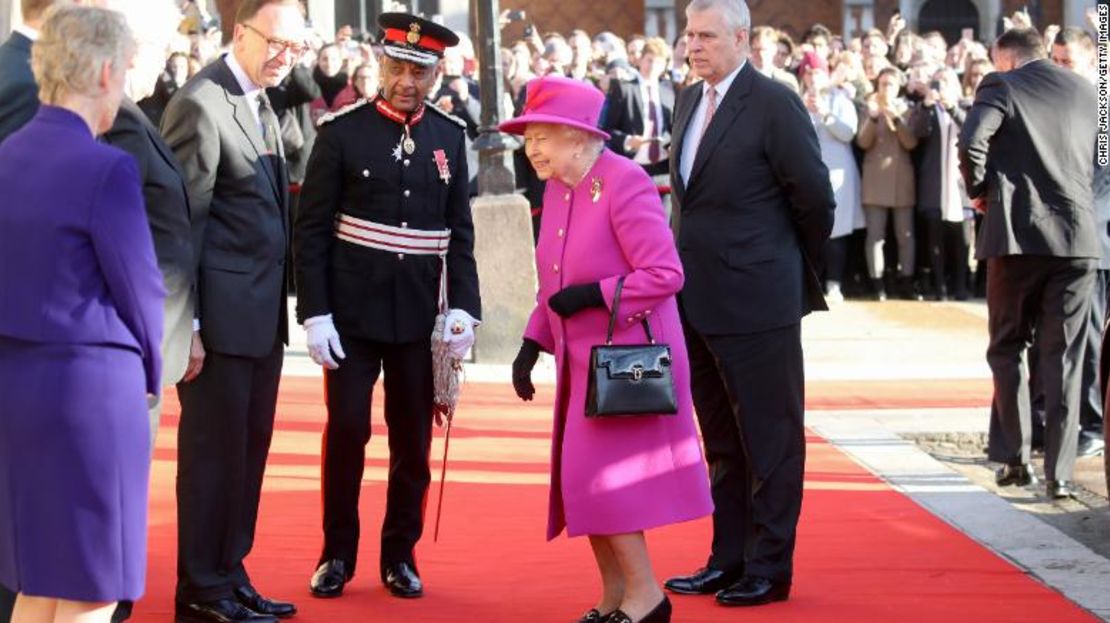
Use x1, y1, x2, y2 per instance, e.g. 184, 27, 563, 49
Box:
1028, 268, 1108, 443
986, 256, 1096, 481
319, 337, 433, 577
921, 214, 972, 297
175, 338, 283, 602
683, 321, 806, 583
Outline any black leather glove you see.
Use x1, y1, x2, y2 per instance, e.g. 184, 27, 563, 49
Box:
547, 282, 605, 318
512, 339, 541, 401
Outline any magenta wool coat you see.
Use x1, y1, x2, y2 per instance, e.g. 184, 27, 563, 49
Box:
524, 149, 713, 540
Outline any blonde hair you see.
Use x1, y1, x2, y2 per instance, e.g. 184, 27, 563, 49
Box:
32, 5, 135, 105
642, 37, 671, 62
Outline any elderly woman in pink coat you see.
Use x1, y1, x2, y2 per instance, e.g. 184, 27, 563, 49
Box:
501, 75, 712, 623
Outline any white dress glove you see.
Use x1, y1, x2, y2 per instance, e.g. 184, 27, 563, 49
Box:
442, 308, 479, 360
305, 314, 346, 370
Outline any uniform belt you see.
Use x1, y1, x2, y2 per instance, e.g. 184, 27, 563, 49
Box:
335, 212, 452, 311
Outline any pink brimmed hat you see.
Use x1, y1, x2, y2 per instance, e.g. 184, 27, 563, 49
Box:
499, 75, 610, 140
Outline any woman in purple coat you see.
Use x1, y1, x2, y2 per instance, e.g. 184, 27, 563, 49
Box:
502, 76, 712, 623
0, 7, 164, 623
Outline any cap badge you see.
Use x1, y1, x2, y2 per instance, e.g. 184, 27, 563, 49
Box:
407, 23, 422, 45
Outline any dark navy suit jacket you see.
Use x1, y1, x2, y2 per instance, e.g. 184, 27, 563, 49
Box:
0, 32, 38, 144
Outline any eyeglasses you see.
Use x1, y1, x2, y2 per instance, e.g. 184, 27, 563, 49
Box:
242, 23, 309, 59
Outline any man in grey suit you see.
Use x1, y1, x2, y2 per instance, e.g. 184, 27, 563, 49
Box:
663, 0, 834, 607
959, 28, 1100, 500
160, 0, 305, 621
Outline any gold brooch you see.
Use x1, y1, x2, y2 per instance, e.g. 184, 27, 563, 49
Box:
590, 177, 603, 203
407, 23, 421, 45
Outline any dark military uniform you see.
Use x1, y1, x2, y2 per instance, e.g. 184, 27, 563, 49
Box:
294, 94, 481, 576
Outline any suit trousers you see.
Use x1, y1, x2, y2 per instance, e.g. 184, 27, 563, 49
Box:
683, 321, 805, 583
175, 338, 283, 602
1028, 268, 1108, 444
986, 256, 1096, 481
319, 336, 434, 577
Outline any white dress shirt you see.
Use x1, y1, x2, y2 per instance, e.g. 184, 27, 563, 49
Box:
680, 61, 745, 185
223, 52, 263, 129
14, 25, 39, 42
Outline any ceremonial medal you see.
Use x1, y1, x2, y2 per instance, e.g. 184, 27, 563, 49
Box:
433, 149, 451, 184
590, 177, 603, 203
403, 137, 416, 154
392, 139, 404, 162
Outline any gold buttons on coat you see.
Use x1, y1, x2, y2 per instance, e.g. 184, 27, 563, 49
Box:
557, 228, 565, 237
404, 190, 411, 197
362, 169, 370, 178
553, 264, 560, 273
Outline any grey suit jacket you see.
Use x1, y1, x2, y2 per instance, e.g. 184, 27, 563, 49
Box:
959, 59, 1099, 260
0, 32, 38, 144
161, 56, 289, 358
104, 98, 194, 386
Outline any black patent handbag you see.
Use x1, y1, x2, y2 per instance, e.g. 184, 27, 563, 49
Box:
585, 276, 677, 417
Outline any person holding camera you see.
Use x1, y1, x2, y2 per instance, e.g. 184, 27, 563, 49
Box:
857, 66, 918, 300
799, 51, 861, 303
908, 68, 972, 301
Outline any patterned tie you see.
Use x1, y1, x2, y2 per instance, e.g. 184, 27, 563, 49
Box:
648, 82, 662, 163
257, 92, 283, 160
699, 86, 718, 141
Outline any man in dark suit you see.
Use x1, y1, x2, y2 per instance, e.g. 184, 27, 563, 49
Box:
0, 3, 59, 619
663, 0, 834, 608
160, 0, 305, 620
959, 28, 1100, 500
602, 36, 676, 177
0, 0, 54, 144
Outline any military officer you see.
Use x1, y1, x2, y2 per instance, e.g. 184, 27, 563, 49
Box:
294, 12, 481, 600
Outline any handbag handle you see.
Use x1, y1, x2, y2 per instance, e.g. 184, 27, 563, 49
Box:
606, 276, 656, 345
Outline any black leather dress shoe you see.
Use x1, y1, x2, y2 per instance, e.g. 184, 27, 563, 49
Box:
309, 559, 352, 598
715, 576, 791, 607
663, 567, 740, 595
174, 598, 277, 623
995, 463, 1037, 487
1047, 480, 1075, 499
608, 597, 671, 623
382, 562, 423, 598
234, 585, 296, 619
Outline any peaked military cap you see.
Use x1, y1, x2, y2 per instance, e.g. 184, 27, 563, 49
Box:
378, 12, 460, 66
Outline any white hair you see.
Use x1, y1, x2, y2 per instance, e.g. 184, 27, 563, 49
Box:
32, 5, 135, 103
687, 0, 751, 32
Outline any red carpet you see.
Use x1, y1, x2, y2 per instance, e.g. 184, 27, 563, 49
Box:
131, 377, 1095, 622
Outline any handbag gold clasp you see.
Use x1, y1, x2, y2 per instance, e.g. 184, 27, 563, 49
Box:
631, 366, 644, 382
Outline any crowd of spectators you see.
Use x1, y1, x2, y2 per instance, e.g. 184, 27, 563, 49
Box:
135, 3, 1103, 302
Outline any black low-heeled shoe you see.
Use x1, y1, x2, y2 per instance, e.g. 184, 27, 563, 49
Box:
576, 608, 612, 623
608, 596, 671, 623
